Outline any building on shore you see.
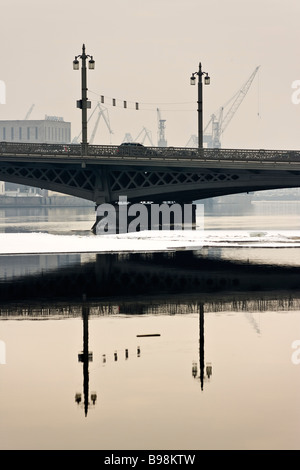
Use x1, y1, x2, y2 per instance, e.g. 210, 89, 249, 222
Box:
0, 115, 71, 144
0, 116, 87, 206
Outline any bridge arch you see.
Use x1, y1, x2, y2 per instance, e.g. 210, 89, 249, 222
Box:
0, 143, 300, 205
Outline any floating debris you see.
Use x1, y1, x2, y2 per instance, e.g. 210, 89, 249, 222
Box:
136, 334, 161, 337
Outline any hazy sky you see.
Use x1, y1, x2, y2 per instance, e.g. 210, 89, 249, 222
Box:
1, 0, 300, 149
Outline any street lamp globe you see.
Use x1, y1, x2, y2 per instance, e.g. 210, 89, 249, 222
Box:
190, 75, 196, 85
204, 75, 210, 85
88, 58, 95, 70
73, 59, 79, 70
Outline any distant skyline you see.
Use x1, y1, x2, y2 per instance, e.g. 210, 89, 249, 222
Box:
1, 0, 300, 149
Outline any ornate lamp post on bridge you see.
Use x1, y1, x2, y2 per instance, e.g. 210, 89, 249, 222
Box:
190, 63, 210, 150
73, 44, 95, 156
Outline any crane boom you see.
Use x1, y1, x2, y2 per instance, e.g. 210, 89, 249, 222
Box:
73, 102, 113, 144
219, 66, 260, 136
89, 112, 102, 144
135, 127, 154, 146
24, 104, 35, 120
202, 66, 260, 148
89, 104, 113, 144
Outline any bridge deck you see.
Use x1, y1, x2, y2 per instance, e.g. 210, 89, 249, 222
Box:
1, 142, 300, 170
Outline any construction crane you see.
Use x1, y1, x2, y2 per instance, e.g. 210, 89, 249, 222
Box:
89, 103, 113, 144
185, 135, 198, 148
123, 128, 154, 145
204, 66, 260, 148
157, 108, 167, 147
122, 133, 133, 143
186, 66, 260, 148
72, 102, 113, 144
24, 104, 35, 120
124, 109, 165, 146
135, 127, 154, 146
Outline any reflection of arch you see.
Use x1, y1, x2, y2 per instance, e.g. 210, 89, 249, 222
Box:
0, 340, 6, 364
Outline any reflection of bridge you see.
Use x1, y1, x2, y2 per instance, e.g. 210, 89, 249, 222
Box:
1, 296, 299, 319
1, 143, 300, 211
0, 251, 299, 316
1, 251, 299, 415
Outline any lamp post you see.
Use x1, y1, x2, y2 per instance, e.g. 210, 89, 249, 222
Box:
190, 63, 210, 150
73, 44, 95, 156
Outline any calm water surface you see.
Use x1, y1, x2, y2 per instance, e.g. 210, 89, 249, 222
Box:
0, 201, 300, 450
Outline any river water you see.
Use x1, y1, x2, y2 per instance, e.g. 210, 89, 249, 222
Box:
0, 200, 300, 450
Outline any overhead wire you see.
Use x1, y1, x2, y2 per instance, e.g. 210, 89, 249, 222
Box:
89, 89, 195, 112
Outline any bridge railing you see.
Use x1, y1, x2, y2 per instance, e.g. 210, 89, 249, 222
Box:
0, 142, 83, 156
1, 141, 300, 163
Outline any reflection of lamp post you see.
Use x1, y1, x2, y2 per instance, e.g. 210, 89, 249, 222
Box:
190, 63, 210, 150
75, 301, 97, 416
75, 392, 97, 409
73, 44, 95, 156
191, 303, 213, 390
199, 302, 204, 389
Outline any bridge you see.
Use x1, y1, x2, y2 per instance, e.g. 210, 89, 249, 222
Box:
1, 141, 300, 228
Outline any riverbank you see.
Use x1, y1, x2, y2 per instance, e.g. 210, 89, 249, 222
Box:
0, 194, 94, 207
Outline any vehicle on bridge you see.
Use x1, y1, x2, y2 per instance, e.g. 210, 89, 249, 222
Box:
117, 142, 156, 156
